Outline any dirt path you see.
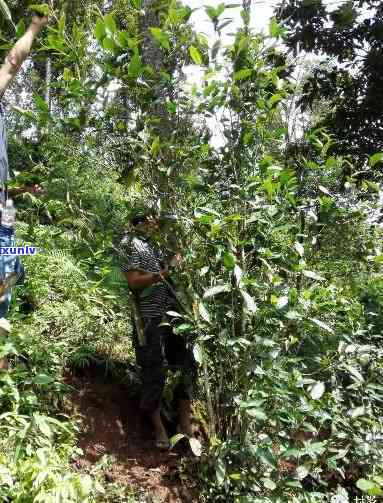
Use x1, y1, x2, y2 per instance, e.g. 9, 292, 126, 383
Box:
65, 368, 199, 502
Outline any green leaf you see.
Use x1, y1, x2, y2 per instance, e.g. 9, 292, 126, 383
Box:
78, 475, 93, 497
102, 37, 117, 52
168, 8, 179, 24
57, 13, 66, 34
331, 2, 358, 29
276, 296, 288, 309
243, 132, 253, 145
217, 19, 232, 31
204, 284, 231, 298
216, 458, 226, 486
33, 93, 49, 113
246, 408, 267, 421
303, 441, 326, 456
128, 53, 142, 77
116, 31, 130, 49
302, 270, 325, 281
193, 344, 203, 364
104, 13, 117, 34
150, 27, 170, 50
369, 152, 383, 167
309, 318, 334, 334
33, 374, 55, 385
350, 406, 365, 418
318, 185, 331, 196
346, 365, 364, 382
233, 68, 252, 81
0, 0, 14, 28
189, 437, 202, 456
0, 342, 18, 357
241, 290, 257, 313
196, 33, 209, 47
166, 310, 183, 318
169, 433, 185, 448
0, 465, 12, 487
211, 40, 221, 60
216, 3, 225, 17
174, 323, 192, 333
12, 106, 35, 120
269, 17, 282, 37
284, 480, 302, 488
130, 0, 142, 7
166, 100, 176, 113
240, 399, 265, 409
63, 67, 72, 81
262, 478, 277, 490
189, 45, 202, 65
198, 302, 211, 323
206, 6, 217, 20
310, 381, 325, 400
28, 3, 50, 17
34, 414, 53, 437
94, 18, 105, 42
255, 447, 277, 469
268, 93, 282, 107
15, 19, 25, 38
151, 136, 160, 156
294, 241, 304, 257
223, 252, 236, 270
296, 465, 309, 480
356, 479, 383, 496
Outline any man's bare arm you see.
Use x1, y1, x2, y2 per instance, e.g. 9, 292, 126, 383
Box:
124, 267, 169, 290
0, 15, 49, 98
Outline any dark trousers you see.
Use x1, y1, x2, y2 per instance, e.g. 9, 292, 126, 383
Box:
132, 316, 198, 414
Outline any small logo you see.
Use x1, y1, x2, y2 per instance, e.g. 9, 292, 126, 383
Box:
330, 495, 348, 503
330, 493, 377, 503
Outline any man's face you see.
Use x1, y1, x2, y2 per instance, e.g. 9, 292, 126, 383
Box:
135, 216, 161, 236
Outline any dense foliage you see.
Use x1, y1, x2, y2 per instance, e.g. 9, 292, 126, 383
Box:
276, 0, 383, 173
0, 1, 383, 502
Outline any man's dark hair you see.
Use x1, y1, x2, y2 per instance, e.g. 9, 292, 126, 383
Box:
130, 214, 149, 227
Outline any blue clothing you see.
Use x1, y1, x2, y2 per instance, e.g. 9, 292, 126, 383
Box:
0, 227, 15, 317
0, 101, 19, 319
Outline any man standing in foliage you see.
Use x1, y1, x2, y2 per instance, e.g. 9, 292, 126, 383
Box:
119, 210, 197, 450
0, 12, 49, 369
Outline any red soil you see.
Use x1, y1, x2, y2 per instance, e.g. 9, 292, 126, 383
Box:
64, 369, 199, 502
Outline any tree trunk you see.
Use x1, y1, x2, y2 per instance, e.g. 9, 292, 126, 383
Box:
139, 0, 172, 138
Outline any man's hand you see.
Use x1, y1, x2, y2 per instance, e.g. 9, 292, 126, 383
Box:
159, 265, 169, 279
30, 15, 50, 32
125, 267, 170, 289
